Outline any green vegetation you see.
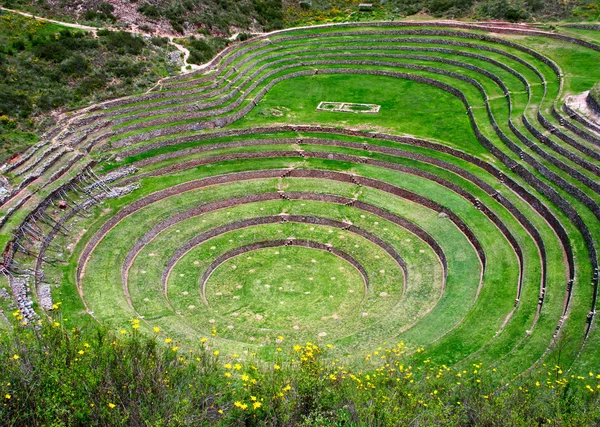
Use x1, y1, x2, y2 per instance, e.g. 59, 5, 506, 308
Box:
2, 0, 598, 41
2, 316, 600, 426
136, 0, 285, 34
0, 11, 176, 163
590, 82, 600, 105
176, 35, 230, 65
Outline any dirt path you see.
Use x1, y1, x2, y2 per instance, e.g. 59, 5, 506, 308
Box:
566, 91, 600, 128
0, 6, 98, 32
168, 38, 202, 73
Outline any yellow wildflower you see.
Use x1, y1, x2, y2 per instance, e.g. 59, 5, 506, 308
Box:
234, 401, 247, 410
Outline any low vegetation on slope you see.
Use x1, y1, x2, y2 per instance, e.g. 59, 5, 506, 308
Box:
1, 316, 600, 426
590, 82, 600, 106
1, 0, 599, 38
0, 11, 176, 163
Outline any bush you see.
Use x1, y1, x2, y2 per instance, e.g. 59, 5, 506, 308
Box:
59, 54, 90, 76
0, 85, 32, 118
100, 31, 146, 55
1, 318, 600, 426
475, 0, 530, 21
188, 39, 214, 64
138, 2, 161, 18
107, 58, 144, 78
253, 0, 285, 30
38, 89, 71, 110
150, 36, 168, 47
187, 37, 229, 65
11, 39, 26, 51
171, 20, 185, 34
74, 73, 107, 97
590, 83, 600, 104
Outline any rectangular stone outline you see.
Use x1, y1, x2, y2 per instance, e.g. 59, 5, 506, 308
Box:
317, 101, 381, 114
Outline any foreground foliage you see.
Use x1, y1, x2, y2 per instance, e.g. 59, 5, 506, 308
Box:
1, 314, 599, 426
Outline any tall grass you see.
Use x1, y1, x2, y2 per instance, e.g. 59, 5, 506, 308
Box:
1, 311, 599, 426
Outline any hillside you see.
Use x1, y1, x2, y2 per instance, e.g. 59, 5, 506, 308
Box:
1, 0, 599, 38
0, 10, 178, 163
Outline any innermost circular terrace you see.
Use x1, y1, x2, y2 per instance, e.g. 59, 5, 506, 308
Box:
203, 244, 366, 334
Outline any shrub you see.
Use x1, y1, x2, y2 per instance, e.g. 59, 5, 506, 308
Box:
59, 54, 90, 76
171, 20, 185, 34
0, 85, 32, 118
100, 31, 146, 55
253, 0, 285, 30
38, 89, 72, 110
11, 39, 26, 51
107, 58, 144, 77
138, 2, 161, 18
150, 36, 168, 47
74, 73, 107, 97
475, 0, 530, 21
187, 37, 229, 65
590, 82, 600, 104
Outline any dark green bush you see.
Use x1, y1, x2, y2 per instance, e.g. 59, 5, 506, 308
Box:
0, 85, 32, 117
107, 58, 144, 77
100, 31, 146, 55
188, 39, 214, 64
150, 36, 168, 47
59, 54, 89, 76
138, 2, 161, 18
74, 73, 107, 97
475, 0, 530, 21
253, 0, 284, 30
590, 83, 600, 104
11, 39, 25, 51
171, 20, 185, 34
187, 36, 229, 65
